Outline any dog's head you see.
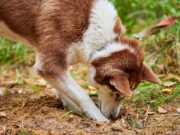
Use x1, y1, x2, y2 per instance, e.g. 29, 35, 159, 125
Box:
89, 37, 161, 119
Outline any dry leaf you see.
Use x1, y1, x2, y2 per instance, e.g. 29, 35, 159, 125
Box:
135, 121, 143, 129
162, 89, 173, 94
158, 107, 168, 114
134, 16, 179, 40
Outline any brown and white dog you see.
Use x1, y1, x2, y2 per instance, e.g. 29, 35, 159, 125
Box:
0, 0, 161, 121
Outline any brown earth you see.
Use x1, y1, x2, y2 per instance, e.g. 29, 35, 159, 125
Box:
0, 94, 179, 135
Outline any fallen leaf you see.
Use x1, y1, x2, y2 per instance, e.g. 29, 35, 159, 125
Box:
134, 16, 179, 40
162, 89, 173, 94
158, 107, 168, 114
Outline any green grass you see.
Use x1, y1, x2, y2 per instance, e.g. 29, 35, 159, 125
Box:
111, 0, 180, 34
0, 37, 35, 71
17, 129, 37, 135
133, 82, 180, 110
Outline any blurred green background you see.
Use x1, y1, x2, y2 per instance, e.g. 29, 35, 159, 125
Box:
111, 0, 179, 33
111, 0, 180, 73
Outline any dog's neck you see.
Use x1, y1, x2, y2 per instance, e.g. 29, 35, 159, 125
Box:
83, 0, 119, 63
68, 0, 120, 65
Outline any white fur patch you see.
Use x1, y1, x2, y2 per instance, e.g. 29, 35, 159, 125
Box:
67, 0, 134, 66
82, 0, 118, 62
0, 21, 32, 46
90, 43, 135, 62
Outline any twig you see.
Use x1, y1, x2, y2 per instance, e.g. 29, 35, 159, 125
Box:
143, 105, 150, 125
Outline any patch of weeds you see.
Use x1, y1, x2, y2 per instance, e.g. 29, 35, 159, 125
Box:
17, 129, 37, 135
111, 0, 179, 34
132, 82, 179, 110
143, 21, 180, 74
0, 36, 35, 71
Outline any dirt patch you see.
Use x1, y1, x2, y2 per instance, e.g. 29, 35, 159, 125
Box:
0, 94, 179, 135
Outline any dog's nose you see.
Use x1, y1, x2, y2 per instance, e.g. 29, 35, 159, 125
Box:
109, 114, 118, 121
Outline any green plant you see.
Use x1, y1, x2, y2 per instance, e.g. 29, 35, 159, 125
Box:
111, 0, 179, 34
0, 37, 35, 71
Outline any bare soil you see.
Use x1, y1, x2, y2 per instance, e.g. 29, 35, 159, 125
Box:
0, 94, 179, 135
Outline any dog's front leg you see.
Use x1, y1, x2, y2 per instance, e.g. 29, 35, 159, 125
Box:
35, 55, 107, 121
46, 72, 108, 121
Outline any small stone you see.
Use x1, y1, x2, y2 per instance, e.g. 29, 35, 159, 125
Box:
0, 112, 7, 118
36, 79, 47, 86
177, 108, 180, 113
135, 121, 143, 129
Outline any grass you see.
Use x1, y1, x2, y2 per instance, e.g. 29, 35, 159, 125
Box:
0, 37, 35, 71
111, 0, 180, 34
0, 1, 179, 111
133, 82, 180, 110
16, 129, 37, 135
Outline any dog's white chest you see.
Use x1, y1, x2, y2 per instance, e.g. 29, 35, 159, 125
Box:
0, 21, 31, 46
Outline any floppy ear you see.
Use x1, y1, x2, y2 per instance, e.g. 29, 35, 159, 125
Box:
142, 63, 161, 84
110, 76, 132, 97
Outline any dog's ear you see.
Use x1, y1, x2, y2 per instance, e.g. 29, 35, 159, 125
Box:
110, 76, 132, 97
114, 17, 126, 35
142, 63, 161, 84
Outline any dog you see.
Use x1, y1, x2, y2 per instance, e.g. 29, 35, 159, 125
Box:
0, 0, 161, 121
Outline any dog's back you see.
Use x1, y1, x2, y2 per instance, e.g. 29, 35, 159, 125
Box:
0, 0, 40, 45
0, 0, 94, 46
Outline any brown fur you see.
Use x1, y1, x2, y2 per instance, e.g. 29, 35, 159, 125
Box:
0, 0, 94, 77
91, 38, 144, 95
114, 17, 126, 35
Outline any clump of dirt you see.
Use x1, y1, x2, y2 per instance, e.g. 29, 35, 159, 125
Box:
0, 94, 179, 135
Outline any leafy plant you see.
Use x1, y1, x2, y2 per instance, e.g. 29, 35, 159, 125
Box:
0, 37, 35, 71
